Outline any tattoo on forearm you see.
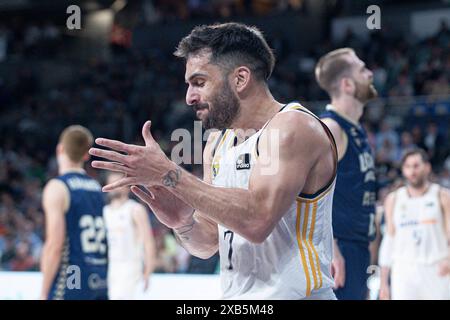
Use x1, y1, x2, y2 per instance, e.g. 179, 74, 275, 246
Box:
162, 168, 181, 188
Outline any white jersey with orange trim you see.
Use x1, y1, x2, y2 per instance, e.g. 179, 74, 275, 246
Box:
390, 184, 450, 299
211, 102, 336, 299
103, 199, 144, 299
392, 184, 448, 265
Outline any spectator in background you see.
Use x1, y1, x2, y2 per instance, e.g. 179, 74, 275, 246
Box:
16, 220, 42, 262
370, 62, 387, 96
10, 241, 36, 271
0, 24, 9, 62
386, 49, 408, 85
425, 73, 450, 97
435, 19, 450, 47
424, 122, 446, 167
377, 139, 398, 169
376, 120, 399, 154
0, 236, 16, 270
411, 125, 427, 150
389, 73, 414, 97
395, 131, 416, 163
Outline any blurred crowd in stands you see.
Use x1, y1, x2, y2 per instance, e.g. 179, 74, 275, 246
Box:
0, 6, 449, 273
141, 0, 306, 23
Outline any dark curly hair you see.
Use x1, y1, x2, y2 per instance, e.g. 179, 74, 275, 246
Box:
174, 22, 275, 82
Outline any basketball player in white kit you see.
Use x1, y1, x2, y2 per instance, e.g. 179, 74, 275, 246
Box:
103, 172, 156, 299
89, 23, 338, 299
379, 148, 450, 299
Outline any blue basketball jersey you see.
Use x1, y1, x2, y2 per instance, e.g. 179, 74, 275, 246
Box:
48, 172, 108, 300
321, 108, 377, 243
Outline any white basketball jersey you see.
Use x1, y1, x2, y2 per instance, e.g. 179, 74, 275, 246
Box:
392, 184, 447, 264
211, 102, 336, 299
103, 199, 143, 264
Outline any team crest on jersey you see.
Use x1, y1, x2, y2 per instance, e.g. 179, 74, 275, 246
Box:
236, 153, 251, 170
212, 156, 221, 178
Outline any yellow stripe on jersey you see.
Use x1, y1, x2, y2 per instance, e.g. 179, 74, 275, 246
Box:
296, 201, 311, 297
210, 130, 230, 172
296, 198, 324, 295
310, 201, 323, 289
303, 202, 318, 291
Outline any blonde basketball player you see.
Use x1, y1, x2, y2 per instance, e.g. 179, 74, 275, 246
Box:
89, 23, 338, 299
103, 172, 156, 300
40, 125, 107, 300
379, 148, 450, 300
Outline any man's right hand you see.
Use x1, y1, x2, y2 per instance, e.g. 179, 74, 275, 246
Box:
131, 185, 194, 229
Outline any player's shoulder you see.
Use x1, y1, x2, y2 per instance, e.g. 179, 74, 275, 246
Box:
438, 185, 450, 200
320, 117, 343, 135
43, 178, 69, 197
130, 199, 147, 214
271, 103, 318, 129
267, 103, 330, 148
385, 190, 396, 202
385, 187, 403, 206
42, 178, 70, 212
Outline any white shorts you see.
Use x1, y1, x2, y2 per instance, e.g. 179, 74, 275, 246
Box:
391, 260, 450, 300
108, 263, 144, 300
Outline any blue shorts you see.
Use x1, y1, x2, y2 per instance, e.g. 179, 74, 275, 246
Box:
333, 239, 370, 300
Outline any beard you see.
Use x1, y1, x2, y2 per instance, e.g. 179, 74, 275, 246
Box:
354, 79, 378, 104
194, 80, 241, 130
407, 175, 427, 189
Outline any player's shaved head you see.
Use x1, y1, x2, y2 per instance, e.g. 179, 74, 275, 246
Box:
59, 125, 93, 163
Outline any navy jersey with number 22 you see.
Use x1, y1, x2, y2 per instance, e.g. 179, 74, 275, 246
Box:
48, 172, 108, 300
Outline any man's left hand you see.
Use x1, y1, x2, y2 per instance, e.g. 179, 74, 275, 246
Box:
89, 121, 172, 191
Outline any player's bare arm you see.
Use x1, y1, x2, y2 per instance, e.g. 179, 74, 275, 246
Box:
130, 130, 220, 259
89, 111, 334, 244
379, 191, 396, 300
438, 187, 450, 276
40, 179, 69, 299
371, 205, 385, 265
132, 202, 156, 290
